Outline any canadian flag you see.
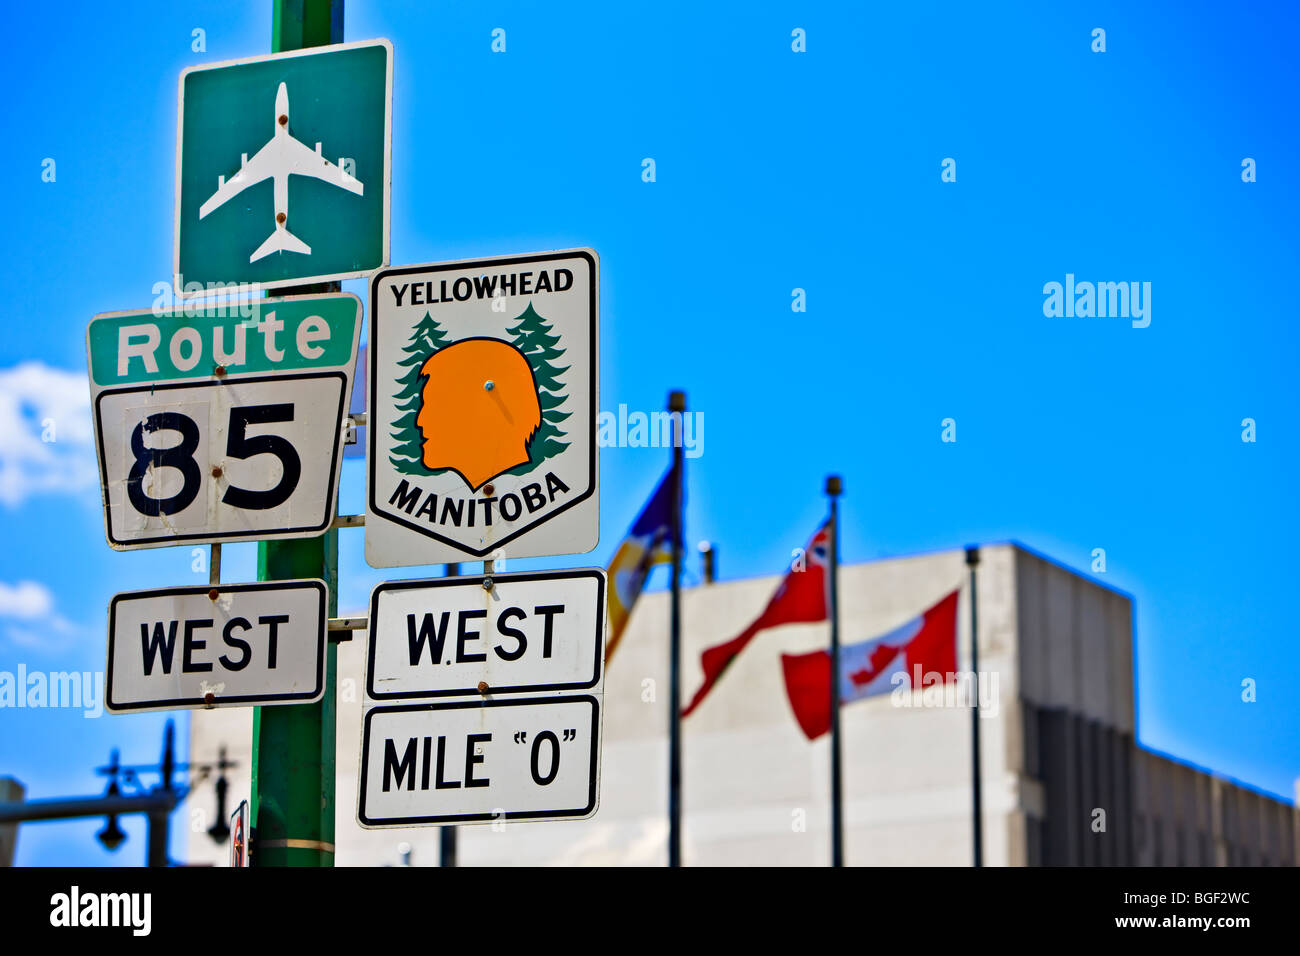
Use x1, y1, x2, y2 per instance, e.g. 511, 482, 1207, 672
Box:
781, 589, 959, 740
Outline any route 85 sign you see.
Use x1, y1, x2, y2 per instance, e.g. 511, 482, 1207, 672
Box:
86, 294, 361, 549
366, 250, 598, 566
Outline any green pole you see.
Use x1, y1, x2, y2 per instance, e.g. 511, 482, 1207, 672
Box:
250, 0, 344, 868
826, 475, 843, 867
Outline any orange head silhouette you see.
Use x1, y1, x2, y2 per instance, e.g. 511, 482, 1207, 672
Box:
416, 337, 541, 490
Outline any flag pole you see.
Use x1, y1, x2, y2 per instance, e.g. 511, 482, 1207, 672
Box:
965, 545, 983, 867
826, 475, 844, 867
668, 390, 686, 867
440, 561, 461, 867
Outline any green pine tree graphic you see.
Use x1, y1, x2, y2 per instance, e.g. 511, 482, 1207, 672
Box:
505, 302, 570, 476
390, 311, 452, 473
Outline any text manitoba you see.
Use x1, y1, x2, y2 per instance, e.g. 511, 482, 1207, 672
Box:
388, 472, 570, 528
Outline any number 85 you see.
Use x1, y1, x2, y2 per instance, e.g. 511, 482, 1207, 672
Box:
127, 404, 302, 516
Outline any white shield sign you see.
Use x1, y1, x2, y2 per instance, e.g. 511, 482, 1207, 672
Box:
365, 249, 598, 566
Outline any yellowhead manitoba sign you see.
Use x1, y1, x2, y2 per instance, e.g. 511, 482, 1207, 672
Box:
365, 250, 598, 566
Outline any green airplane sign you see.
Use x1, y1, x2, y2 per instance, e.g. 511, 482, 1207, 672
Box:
174, 39, 391, 292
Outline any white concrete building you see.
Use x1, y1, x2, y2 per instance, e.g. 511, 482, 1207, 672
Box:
184, 543, 1296, 866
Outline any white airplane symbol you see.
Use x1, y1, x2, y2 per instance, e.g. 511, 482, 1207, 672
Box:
199, 81, 363, 263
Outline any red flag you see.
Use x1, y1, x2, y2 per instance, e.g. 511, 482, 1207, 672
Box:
682, 522, 830, 717
781, 642, 833, 740
781, 588, 959, 740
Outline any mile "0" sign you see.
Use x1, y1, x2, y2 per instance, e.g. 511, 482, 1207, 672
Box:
86, 295, 361, 549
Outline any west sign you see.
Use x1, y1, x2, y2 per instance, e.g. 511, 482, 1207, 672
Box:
106, 580, 327, 713
365, 569, 606, 700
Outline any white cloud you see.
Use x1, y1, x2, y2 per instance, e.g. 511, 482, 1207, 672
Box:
0, 361, 97, 506
0, 580, 54, 618
0, 579, 84, 651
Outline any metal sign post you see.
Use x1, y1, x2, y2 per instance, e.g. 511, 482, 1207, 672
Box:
249, 0, 366, 868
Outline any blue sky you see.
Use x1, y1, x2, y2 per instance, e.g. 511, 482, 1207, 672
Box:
1, 0, 1297, 864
